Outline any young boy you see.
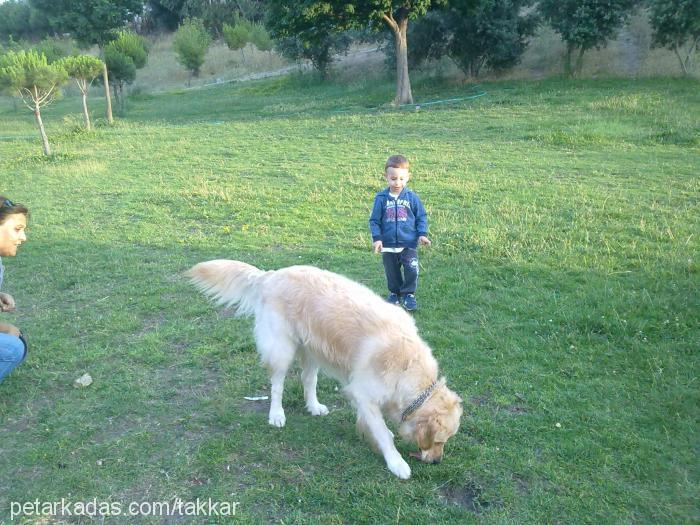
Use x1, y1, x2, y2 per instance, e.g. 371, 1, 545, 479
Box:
369, 155, 431, 311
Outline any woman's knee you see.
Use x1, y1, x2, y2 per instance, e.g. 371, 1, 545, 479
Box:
0, 334, 25, 364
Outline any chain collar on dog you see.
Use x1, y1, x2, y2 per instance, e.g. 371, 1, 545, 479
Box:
401, 380, 439, 422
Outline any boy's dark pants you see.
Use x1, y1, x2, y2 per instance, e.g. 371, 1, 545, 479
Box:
382, 248, 419, 295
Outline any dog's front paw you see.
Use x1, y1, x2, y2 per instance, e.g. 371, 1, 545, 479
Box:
268, 410, 286, 428
307, 403, 329, 416
387, 456, 411, 480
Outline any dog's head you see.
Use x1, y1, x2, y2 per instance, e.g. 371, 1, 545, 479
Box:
399, 381, 463, 464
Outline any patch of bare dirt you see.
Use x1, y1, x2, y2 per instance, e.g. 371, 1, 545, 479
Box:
439, 482, 494, 513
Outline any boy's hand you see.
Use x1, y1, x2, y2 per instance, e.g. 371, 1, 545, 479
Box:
373, 240, 383, 254
0, 292, 15, 312
418, 236, 431, 247
0, 322, 21, 337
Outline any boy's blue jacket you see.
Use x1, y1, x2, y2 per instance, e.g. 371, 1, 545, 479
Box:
369, 188, 428, 248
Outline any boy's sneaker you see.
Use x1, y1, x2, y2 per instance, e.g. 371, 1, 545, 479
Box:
403, 294, 418, 311
386, 293, 401, 305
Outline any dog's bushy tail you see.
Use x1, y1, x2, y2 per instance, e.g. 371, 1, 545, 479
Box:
186, 260, 266, 317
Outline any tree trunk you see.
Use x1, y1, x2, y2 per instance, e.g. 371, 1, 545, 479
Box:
474, 56, 486, 78
688, 37, 699, 72
575, 47, 586, 77
673, 45, 690, 76
383, 11, 413, 105
112, 83, 122, 114
81, 91, 91, 130
564, 43, 575, 78
118, 83, 125, 113
393, 17, 413, 105
34, 101, 51, 156
102, 62, 113, 124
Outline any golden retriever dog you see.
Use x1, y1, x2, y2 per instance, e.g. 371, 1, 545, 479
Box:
187, 260, 462, 479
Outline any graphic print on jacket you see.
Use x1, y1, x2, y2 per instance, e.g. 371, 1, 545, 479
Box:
386, 201, 409, 222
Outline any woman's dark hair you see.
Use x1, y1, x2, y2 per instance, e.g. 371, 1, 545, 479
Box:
0, 196, 29, 225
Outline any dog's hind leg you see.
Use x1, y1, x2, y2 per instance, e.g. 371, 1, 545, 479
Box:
266, 365, 291, 427
255, 311, 296, 428
300, 352, 329, 417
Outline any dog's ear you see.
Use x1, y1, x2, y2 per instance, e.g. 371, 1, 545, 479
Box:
417, 417, 437, 450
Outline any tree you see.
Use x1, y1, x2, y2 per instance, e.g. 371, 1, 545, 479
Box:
33, 37, 72, 64
0, 50, 67, 155
224, 17, 276, 64
539, 0, 638, 77
0, 1, 31, 41
449, 0, 538, 77
29, 0, 143, 123
223, 18, 252, 63
648, 0, 700, 76
0, 0, 52, 41
145, 0, 238, 35
103, 30, 148, 112
146, 0, 266, 35
103, 45, 135, 112
402, 0, 538, 78
173, 18, 212, 81
145, 0, 183, 32
275, 32, 353, 79
249, 23, 274, 52
267, 1, 444, 105
59, 55, 103, 130
29, 0, 142, 47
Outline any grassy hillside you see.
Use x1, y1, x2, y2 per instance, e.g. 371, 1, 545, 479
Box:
0, 75, 698, 524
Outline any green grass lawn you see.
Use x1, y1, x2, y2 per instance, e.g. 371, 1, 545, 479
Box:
0, 74, 698, 524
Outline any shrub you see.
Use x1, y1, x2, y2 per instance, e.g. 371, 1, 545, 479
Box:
173, 17, 212, 78
223, 19, 252, 62
250, 23, 273, 52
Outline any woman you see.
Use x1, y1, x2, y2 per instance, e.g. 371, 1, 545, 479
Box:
0, 197, 29, 382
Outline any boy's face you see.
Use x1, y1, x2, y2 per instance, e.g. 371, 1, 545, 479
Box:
385, 167, 410, 194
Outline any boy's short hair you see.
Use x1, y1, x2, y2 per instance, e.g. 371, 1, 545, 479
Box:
385, 155, 409, 171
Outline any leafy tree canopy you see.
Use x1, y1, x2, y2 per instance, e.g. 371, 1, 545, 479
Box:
107, 30, 148, 68
649, 0, 700, 49
0, 49, 67, 95
267, 1, 443, 103
648, 0, 700, 75
275, 32, 354, 78
539, 0, 638, 75
539, 0, 637, 52
29, 0, 143, 47
104, 45, 136, 85
59, 54, 103, 81
0, 0, 52, 41
223, 19, 252, 51
146, 0, 265, 34
103, 30, 148, 86
405, 0, 538, 78
173, 17, 212, 76
267, 0, 439, 37
33, 37, 74, 64
249, 23, 273, 52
